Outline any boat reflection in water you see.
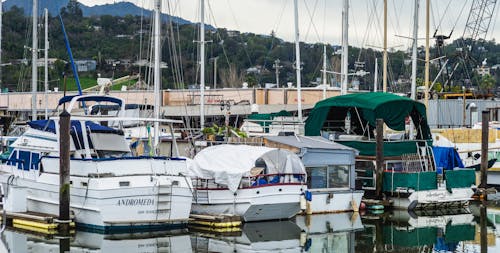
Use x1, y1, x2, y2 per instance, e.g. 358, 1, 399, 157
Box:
358, 208, 486, 252
0, 229, 192, 253
191, 220, 304, 253
295, 212, 363, 252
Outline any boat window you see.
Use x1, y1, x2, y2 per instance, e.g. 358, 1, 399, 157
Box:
306, 167, 327, 189
327, 165, 350, 189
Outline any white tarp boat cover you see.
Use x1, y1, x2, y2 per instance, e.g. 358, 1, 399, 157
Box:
188, 144, 306, 192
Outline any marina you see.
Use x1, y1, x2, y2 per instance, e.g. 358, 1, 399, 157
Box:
0, 0, 498, 251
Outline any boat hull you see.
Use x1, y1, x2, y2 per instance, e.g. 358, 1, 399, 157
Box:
390, 187, 473, 210
192, 184, 304, 222
0, 170, 193, 232
306, 189, 363, 214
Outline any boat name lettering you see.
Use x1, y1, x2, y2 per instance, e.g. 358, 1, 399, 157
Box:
117, 198, 155, 206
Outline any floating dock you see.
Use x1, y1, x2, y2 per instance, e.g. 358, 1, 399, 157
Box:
0, 210, 75, 235
188, 214, 242, 234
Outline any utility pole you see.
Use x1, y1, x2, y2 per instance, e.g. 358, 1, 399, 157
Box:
273, 59, 282, 88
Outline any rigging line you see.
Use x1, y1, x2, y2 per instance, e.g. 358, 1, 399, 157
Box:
166, 0, 184, 89
322, 0, 327, 42
349, 0, 362, 51
273, 0, 288, 35
434, 0, 453, 33
204, 2, 250, 116
302, 0, 322, 43
357, 0, 377, 62
223, 0, 253, 68
138, 0, 145, 89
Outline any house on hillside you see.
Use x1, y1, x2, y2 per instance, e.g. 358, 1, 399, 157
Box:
74, 59, 97, 72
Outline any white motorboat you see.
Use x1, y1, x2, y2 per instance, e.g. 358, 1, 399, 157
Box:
0, 95, 193, 232
189, 144, 307, 222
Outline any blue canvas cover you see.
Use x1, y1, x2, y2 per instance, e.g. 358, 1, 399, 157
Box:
432, 146, 464, 170
28, 120, 122, 135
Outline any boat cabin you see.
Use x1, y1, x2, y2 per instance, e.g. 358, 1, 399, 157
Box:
264, 135, 364, 213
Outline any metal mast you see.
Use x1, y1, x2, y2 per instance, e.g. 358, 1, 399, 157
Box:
32, 0, 38, 121
411, 0, 419, 100
293, 0, 302, 122
424, 0, 430, 108
44, 8, 49, 119
322, 44, 328, 99
383, 0, 388, 92
199, 0, 206, 128
341, 0, 349, 95
153, 0, 161, 150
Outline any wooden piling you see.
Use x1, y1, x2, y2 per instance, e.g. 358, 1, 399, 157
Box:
480, 201, 487, 253
375, 119, 384, 199
59, 110, 71, 235
480, 110, 488, 189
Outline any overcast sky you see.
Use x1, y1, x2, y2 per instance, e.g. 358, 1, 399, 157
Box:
78, 0, 499, 50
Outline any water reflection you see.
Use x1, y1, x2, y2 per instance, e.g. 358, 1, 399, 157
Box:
0, 202, 497, 252
191, 220, 303, 252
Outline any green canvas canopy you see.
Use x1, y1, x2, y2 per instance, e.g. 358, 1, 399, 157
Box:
305, 92, 431, 140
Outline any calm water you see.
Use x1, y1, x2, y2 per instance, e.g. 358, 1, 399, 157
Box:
1, 201, 498, 253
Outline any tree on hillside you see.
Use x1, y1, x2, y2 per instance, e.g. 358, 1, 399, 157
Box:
479, 74, 495, 94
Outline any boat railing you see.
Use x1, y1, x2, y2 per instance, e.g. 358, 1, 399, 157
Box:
193, 173, 306, 190
241, 119, 305, 136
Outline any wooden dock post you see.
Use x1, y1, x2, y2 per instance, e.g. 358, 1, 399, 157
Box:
375, 118, 384, 199
59, 110, 71, 235
480, 110, 488, 189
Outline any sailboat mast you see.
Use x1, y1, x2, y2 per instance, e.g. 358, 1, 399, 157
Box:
341, 0, 348, 95
32, 0, 38, 121
293, 0, 302, 122
44, 8, 49, 120
200, 0, 206, 128
374, 58, 378, 92
424, 0, 430, 108
383, 0, 387, 92
411, 0, 419, 100
153, 0, 161, 150
322, 44, 327, 99
0, 0, 2, 90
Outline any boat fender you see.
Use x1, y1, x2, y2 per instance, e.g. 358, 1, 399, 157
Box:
408, 200, 418, 211
300, 195, 307, 210
304, 190, 312, 201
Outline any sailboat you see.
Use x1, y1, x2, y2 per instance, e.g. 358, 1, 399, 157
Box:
0, 0, 193, 232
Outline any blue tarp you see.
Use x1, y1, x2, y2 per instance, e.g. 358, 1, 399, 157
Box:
432, 146, 464, 170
